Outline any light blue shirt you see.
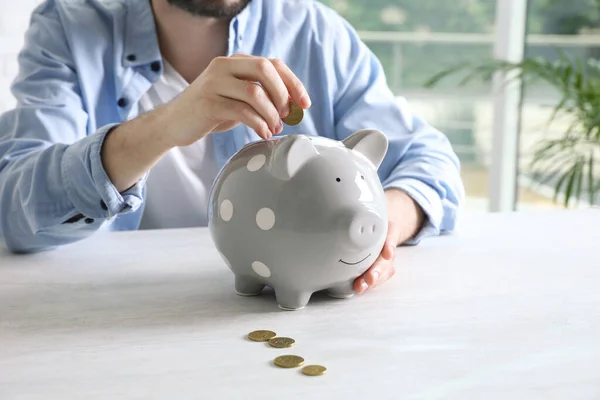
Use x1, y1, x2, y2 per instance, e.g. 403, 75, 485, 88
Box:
0, 0, 465, 253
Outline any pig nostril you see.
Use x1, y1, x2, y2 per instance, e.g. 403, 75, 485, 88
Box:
349, 214, 383, 247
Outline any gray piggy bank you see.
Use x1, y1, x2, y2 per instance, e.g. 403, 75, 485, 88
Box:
208, 129, 389, 310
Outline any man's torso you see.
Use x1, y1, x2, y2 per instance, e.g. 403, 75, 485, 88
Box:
47, 0, 348, 231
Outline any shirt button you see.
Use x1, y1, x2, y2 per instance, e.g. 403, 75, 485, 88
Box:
151, 61, 161, 72
117, 97, 128, 107
127, 54, 136, 62
84, 218, 95, 224
100, 200, 108, 211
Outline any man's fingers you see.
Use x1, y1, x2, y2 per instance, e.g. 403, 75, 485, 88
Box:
218, 79, 283, 135
371, 262, 395, 288
381, 241, 394, 261
223, 55, 290, 117
364, 256, 390, 287
269, 58, 311, 109
363, 260, 382, 287
354, 257, 382, 293
354, 277, 369, 294
211, 98, 272, 140
386, 220, 403, 247
354, 243, 397, 293
359, 262, 395, 291
220, 54, 311, 114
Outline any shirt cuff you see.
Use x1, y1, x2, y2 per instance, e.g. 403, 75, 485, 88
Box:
383, 177, 443, 245
61, 123, 146, 220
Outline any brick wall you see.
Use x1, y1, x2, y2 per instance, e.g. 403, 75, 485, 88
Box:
0, 0, 43, 114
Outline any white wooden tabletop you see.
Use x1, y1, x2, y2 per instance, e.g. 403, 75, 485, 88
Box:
1, 209, 599, 399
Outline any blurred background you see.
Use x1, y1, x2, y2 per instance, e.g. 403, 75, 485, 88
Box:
1, 0, 599, 212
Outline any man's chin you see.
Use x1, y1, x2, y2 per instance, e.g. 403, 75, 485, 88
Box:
166, 0, 252, 19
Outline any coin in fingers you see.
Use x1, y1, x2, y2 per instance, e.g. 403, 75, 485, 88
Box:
282, 101, 303, 126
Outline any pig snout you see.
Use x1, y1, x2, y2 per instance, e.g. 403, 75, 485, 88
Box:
342, 208, 385, 250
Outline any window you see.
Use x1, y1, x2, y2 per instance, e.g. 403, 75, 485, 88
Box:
323, 0, 598, 211
320, 0, 499, 211
516, 0, 600, 210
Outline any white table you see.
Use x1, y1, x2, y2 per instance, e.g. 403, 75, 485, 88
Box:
1, 210, 599, 399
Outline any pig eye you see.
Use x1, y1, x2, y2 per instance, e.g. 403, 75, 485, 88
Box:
336, 178, 341, 182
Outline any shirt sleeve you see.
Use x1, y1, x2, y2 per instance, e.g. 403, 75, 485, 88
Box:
322, 7, 466, 244
0, 1, 144, 253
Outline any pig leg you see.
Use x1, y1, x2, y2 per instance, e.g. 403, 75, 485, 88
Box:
235, 276, 265, 296
275, 289, 312, 311
327, 281, 355, 299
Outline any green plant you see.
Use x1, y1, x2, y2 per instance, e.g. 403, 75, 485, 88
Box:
424, 51, 600, 207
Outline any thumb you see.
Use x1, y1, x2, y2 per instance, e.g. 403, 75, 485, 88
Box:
381, 241, 395, 261
380, 222, 402, 261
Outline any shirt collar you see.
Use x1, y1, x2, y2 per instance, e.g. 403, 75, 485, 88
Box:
123, 0, 162, 68
122, 0, 258, 69
233, 0, 253, 43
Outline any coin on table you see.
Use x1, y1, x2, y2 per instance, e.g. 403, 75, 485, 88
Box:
282, 101, 303, 126
301, 365, 327, 376
268, 337, 295, 348
247, 330, 277, 342
274, 355, 304, 368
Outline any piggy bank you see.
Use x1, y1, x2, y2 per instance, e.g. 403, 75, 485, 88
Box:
208, 129, 389, 310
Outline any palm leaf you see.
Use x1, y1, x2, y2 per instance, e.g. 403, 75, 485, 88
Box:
589, 151, 596, 204
573, 157, 585, 206
424, 48, 600, 207
554, 166, 577, 205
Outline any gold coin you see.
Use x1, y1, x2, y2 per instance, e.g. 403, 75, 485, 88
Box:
301, 365, 327, 376
282, 101, 303, 126
274, 355, 304, 368
247, 330, 277, 342
268, 337, 295, 348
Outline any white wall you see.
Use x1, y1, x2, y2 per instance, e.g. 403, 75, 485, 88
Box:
0, 0, 43, 113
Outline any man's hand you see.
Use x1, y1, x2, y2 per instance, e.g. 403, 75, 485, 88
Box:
353, 188, 425, 294
165, 53, 311, 147
102, 54, 310, 192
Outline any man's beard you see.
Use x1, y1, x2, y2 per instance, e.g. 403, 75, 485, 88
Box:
167, 0, 252, 18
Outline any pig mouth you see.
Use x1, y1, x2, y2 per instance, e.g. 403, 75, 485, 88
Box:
339, 253, 371, 266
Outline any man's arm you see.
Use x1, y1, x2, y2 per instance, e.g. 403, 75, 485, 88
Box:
0, 2, 148, 253
322, 6, 465, 245
0, 2, 312, 253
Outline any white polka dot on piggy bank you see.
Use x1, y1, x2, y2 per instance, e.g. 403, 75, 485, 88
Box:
208, 131, 389, 311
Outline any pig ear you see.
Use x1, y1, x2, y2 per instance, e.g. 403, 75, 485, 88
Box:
270, 135, 319, 180
342, 129, 389, 168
